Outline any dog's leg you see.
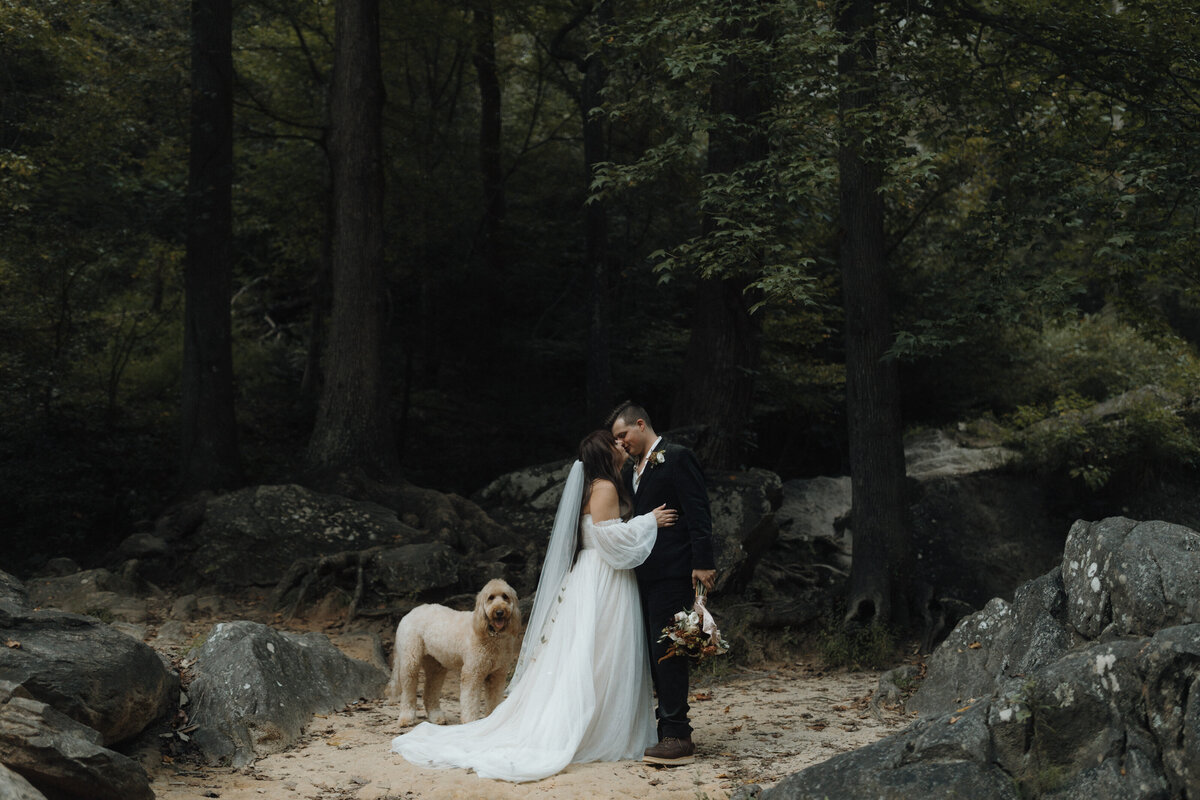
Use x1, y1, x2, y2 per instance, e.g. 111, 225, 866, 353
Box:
423, 656, 449, 725
395, 647, 422, 727
459, 660, 483, 723
484, 670, 506, 715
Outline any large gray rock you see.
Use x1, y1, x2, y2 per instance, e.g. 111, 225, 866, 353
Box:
0, 572, 177, 745
765, 430, 1060, 646
911, 517, 1199, 717
25, 569, 148, 625
1062, 517, 1200, 638
905, 596, 1015, 715
984, 626, 1191, 799
908, 568, 1079, 715
25, 568, 137, 606
364, 542, 461, 599
184, 484, 427, 587
0, 572, 29, 611
187, 620, 388, 766
1140, 624, 1200, 797
475, 460, 578, 592
707, 468, 782, 592
904, 428, 1015, 480
774, 476, 852, 568
0, 763, 47, 800
768, 625, 1197, 800
763, 703, 1020, 800
476, 459, 575, 510
767, 518, 1200, 799
318, 472, 514, 553
0, 680, 153, 800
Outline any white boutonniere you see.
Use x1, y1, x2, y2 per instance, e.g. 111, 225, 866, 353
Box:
646, 449, 666, 469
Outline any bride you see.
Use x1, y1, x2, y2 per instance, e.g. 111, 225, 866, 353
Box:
390, 429, 676, 782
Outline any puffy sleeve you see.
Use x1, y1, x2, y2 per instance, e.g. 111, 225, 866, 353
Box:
589, 513, 658, 570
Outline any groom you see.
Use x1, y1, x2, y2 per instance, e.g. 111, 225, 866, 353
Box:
608, 401, 716, 766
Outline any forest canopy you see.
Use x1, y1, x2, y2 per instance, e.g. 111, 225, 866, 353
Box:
2, 0, 1199, 582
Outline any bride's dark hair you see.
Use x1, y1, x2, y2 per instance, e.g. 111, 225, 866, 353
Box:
573, 430, 632, 565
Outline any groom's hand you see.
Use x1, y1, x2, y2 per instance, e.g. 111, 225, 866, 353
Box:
692, 569, 716, 592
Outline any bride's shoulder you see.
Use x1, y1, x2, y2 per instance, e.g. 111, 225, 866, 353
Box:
585, 479, 621, 520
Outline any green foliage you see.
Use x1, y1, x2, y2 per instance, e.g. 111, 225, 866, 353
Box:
2, 0, 1200, 572
1009, 389, 1200, 492
1006, 313, 1200, 407
818, 620, 898, 671
1001, 315, 1200, 490
596, 0, 841, 307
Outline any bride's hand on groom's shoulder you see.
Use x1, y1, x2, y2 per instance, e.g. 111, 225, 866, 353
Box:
652, 504, 678, 527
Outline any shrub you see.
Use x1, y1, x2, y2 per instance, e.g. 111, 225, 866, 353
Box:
1008, 387, 1200, 491
818, 620, 898, 670
996, 312, 1200, 491
1002, 311, 1200, 407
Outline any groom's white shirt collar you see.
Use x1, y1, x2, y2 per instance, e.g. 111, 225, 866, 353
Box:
633, 435, 663, 494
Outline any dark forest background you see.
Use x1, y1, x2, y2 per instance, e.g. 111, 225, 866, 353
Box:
2, 0, 1198, 625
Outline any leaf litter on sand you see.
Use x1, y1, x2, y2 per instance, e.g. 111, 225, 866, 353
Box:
152, 660, 912, 799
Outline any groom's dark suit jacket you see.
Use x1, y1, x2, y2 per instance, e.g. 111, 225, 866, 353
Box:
628, 440, 716, 582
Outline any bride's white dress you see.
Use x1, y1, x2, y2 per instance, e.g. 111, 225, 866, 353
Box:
390, 513, 658, 782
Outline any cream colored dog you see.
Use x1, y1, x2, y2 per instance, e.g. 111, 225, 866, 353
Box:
387, 578, 522, 726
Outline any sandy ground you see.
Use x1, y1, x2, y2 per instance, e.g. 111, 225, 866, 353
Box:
149, 660, 913, 800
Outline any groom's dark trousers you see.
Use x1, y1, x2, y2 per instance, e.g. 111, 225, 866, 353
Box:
629, 440, 715, 741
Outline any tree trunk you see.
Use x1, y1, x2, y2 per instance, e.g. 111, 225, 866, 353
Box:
305, 0, 398, 479
673, 16, 768, 469
301, 160, 333, 400
674, 279, 760, 468
179, 0, 243, 493
583, 0, 614, 426
836, 0, 911, 627
472, 0, 506, 276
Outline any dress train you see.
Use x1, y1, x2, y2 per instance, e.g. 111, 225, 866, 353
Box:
390, 513, 657, 782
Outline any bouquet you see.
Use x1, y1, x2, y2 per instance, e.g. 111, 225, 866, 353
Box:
658, 584, 730, 662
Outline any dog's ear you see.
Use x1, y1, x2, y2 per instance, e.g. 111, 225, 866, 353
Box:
507, 585, 522, 634
473, 586, 490, 638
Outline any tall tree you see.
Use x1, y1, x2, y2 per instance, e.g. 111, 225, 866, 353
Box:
549, 0, 617, 424
305, 0, 398, 478
472, 0, 506, 276
582, 1, 616, 425
670, 9, 772, 469
836, 0, 910, 626
180, 0, 244, 493
593, 0, 787, 468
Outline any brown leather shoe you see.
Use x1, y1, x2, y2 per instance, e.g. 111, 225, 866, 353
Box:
643, 736, 695, 765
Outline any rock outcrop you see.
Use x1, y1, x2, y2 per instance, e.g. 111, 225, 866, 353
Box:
25, 568, 148, 625
477, 456, 784, 596
187, 620, 388, 766
0, 572, 167, 800
0, 572, 177, 745
763, 517, 1200, 800
0, 763, 46, 800
0, 680, 154, 800
707, 468, 783, 592
179, 484, 429, 588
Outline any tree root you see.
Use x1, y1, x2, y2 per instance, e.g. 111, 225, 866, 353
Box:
268, 546, 387, 629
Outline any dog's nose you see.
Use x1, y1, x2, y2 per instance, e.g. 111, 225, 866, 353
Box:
495, 609, 506, 618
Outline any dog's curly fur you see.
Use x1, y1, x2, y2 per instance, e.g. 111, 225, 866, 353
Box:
386, 578, 522, 726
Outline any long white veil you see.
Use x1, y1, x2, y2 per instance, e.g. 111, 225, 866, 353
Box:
507, 459, 584, 690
